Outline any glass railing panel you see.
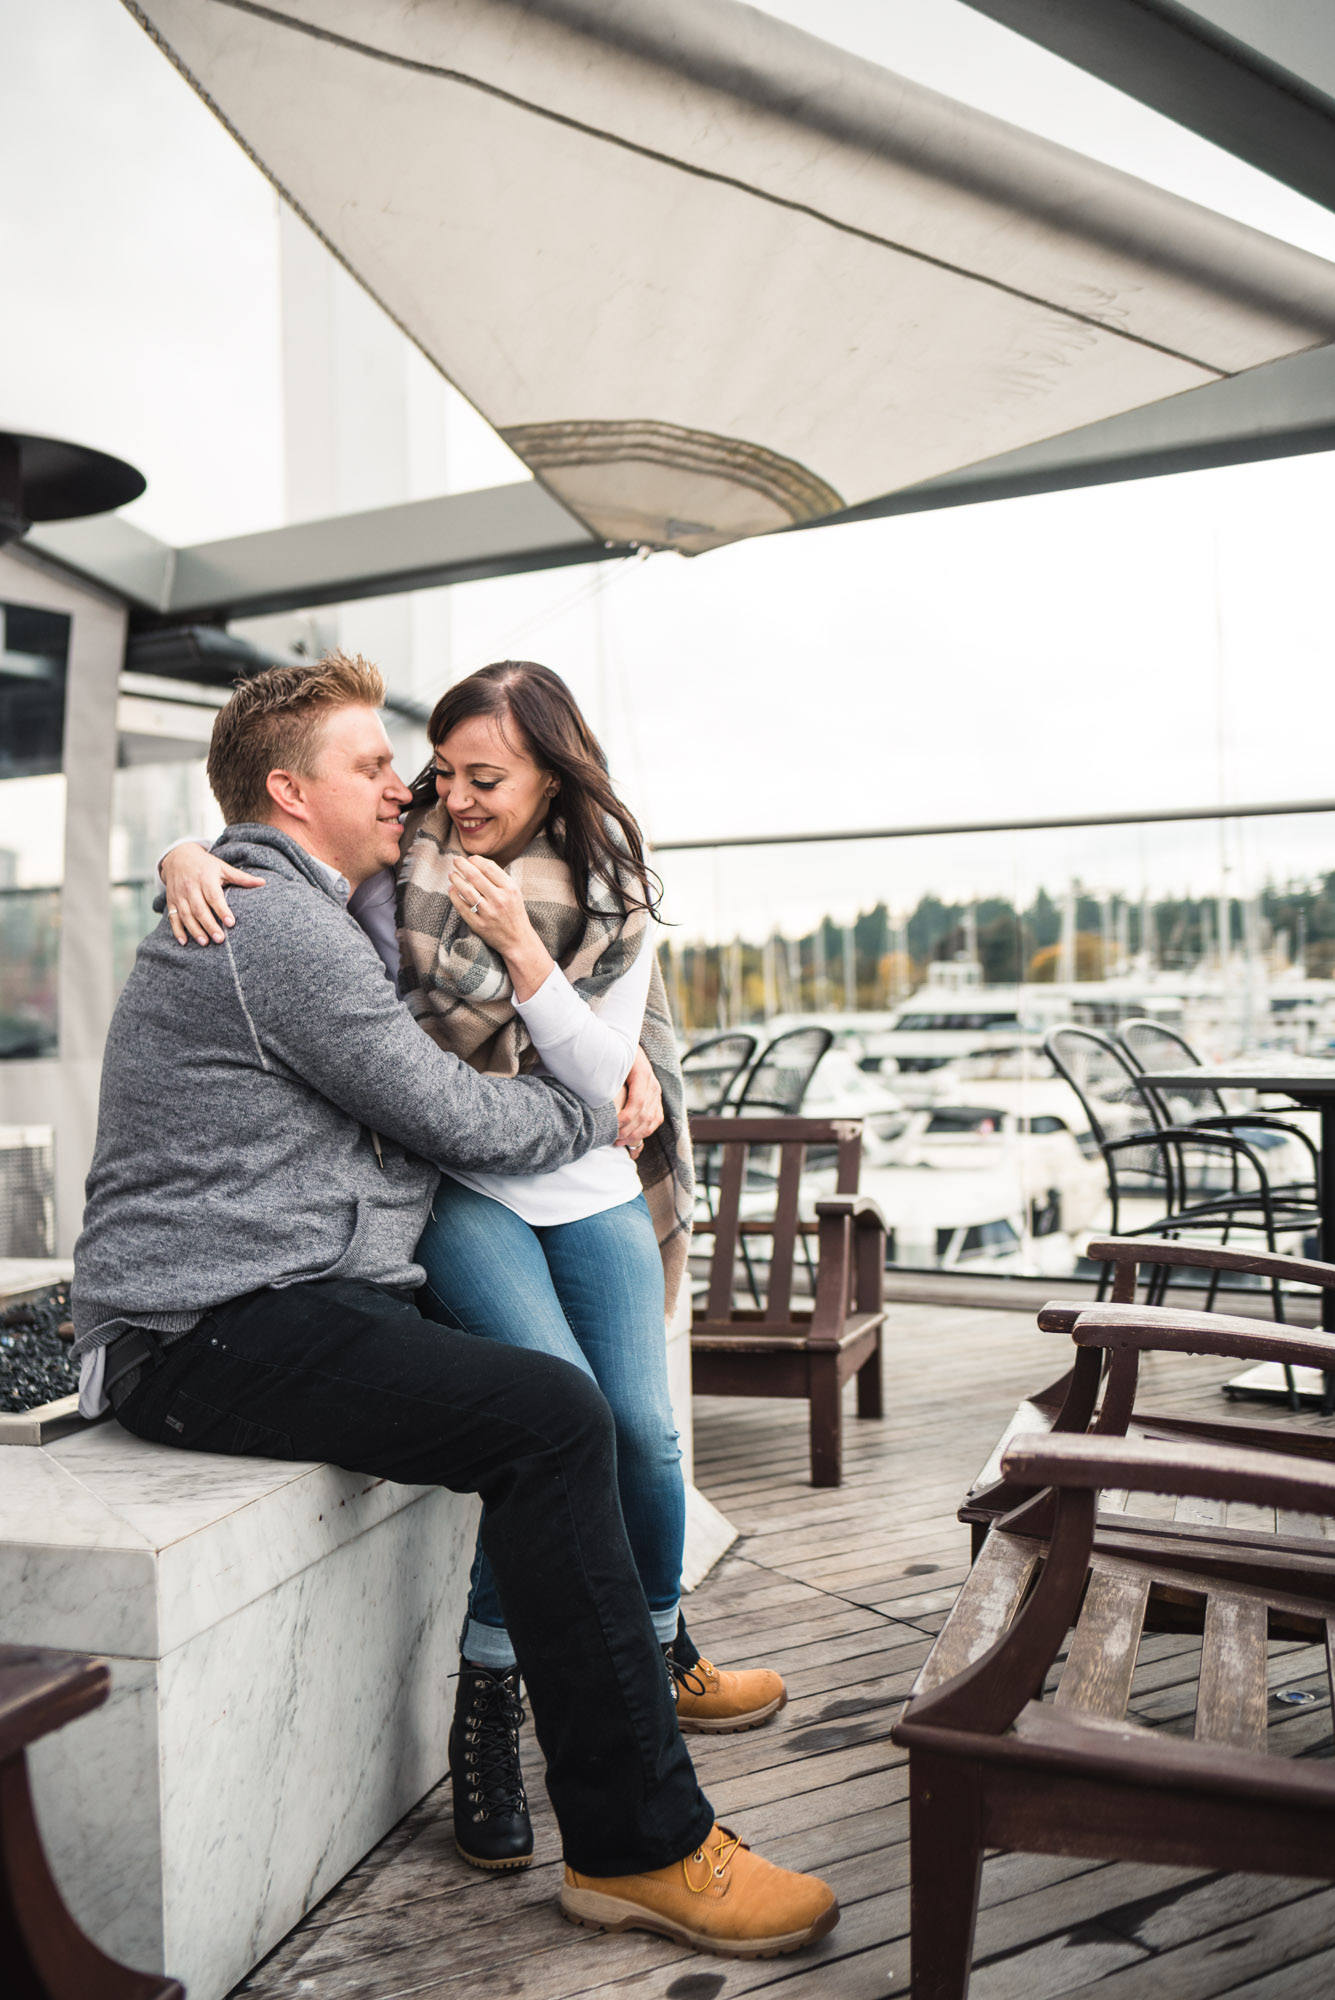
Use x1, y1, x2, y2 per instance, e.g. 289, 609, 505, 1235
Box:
111, 755, 224, 994
0, 601, 70, 1062
0, 889, 61, 1061
0, 1124, 56, 1257
662, 807, 1335, 1296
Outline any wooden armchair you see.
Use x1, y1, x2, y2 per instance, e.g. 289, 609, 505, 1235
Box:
1, 1644, 182, 1999
896, 1431, 1335, 2000
688, 1114, 886, 1486
961, 1235, 1335, 1554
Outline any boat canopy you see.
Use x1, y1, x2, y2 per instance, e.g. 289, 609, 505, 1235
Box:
124, 0, 1335, 553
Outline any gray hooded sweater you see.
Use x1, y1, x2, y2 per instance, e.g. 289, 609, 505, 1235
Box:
72, 826, 617, 1352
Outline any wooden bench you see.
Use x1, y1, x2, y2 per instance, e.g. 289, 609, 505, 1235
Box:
894, 1430, 1335, 2000
689, 1115, 886, 1486
961, 1235, 1335, 1556
1, 1644, 182, 2000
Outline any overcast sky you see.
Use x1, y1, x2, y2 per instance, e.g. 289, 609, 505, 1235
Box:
5, 0, 1335, 940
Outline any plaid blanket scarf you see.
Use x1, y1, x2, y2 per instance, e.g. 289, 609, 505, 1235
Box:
396, 801, 694, 1316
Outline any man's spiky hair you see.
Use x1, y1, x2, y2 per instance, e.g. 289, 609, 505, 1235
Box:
206, 651, 385, 824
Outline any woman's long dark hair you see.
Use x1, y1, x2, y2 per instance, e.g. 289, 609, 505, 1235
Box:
412, 661, 661, 921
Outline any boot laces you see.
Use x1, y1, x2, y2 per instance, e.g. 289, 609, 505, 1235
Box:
667, 1651, 717, 1701
683, 1826, 744, 1894
459, 1671, 527, 1819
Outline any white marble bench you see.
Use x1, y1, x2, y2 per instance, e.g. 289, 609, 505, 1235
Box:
4, 1422, 479, 2000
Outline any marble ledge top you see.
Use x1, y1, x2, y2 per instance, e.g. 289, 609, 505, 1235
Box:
0, 1422, 472, 1661
0, 1256, 74, 1302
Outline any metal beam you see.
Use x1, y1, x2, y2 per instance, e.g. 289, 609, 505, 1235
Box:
812, 342, 1335, 531
961, 0, 1335, 212
162, 480, 615, 623
28, 480, 615, 623
25, 512, 174, 613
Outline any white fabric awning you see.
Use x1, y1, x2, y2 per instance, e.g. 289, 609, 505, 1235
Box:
125, 0, 1335, 552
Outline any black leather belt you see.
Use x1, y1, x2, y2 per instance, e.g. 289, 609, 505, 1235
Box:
105, 1324, 193, 1407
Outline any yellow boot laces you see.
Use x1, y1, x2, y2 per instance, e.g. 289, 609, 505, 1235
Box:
682, 1826, 745, 1894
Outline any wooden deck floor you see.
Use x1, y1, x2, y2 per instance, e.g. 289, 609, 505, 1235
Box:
234, 1302, 1335, 2000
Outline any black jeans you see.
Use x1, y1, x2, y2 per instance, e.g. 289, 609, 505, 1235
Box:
113, 1277, 714, 1876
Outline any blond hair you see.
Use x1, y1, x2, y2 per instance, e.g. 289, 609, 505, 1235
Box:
207, 652, 386, 825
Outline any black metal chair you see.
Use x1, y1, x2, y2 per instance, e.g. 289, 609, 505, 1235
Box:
734, 1025, 834, 1116
1115, 1018, 1320, 1210
679, 1032, 757, 1114
1045, 1025, 1316, 1347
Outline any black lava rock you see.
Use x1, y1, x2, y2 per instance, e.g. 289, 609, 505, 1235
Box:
0, 1283, 79, 1414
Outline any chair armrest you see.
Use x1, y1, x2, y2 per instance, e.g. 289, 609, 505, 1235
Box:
1086, 1234, 1335, 1291
1193, 1112, 1311, 1136
1138, 1124, 1272, 1160
813, 1196, 886, 1229
1036, 1302, 1083, 1334
1073, 1302, 1335, 1371
1101, 1128, 1244, 1154
1192, 1111, 1320, 1174
1099, 1127, 1277, 1188
1001, 1429, 1335, 1516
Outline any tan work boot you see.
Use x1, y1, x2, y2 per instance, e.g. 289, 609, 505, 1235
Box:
561, 1823, 839, 1957
669, 1651, 787, 1733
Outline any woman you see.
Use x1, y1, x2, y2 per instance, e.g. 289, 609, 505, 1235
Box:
160, 659, 785, 1874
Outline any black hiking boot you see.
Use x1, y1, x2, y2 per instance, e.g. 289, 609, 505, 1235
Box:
449, 1661, 534, 1870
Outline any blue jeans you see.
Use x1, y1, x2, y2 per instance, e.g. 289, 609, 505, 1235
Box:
417, 1181, 684, 1669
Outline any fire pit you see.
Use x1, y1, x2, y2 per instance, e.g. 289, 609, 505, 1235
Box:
0, 1279, 83, 1442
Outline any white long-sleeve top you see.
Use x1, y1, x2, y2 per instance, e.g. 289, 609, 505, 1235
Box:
164, 848, 651, 1225
445, 916, 652, 1223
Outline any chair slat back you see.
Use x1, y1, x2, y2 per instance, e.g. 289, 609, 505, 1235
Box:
763, 1139, 806, 1322
690, 1116, 864, 1326
705, 1137, 748, 1321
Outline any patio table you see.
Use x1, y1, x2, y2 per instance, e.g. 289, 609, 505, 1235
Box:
1134, 1059, 1335, 1403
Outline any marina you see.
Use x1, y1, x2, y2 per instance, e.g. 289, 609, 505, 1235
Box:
677, 936, 1335, 1288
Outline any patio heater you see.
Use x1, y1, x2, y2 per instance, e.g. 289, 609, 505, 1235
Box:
0, 429, 144, 546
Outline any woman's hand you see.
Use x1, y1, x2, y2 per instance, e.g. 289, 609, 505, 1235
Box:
617, 1048, 663, 1154
161, 844, 265, 946
448, 853, 553, 1001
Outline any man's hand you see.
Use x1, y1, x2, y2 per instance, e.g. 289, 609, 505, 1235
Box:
617, 1048, 663, 1155
161, 843, 265, 946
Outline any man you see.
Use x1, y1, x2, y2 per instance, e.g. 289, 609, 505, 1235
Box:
72, 653, 838, 1959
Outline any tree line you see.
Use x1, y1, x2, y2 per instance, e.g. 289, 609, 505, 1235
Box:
660, 874, 1335, 1032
